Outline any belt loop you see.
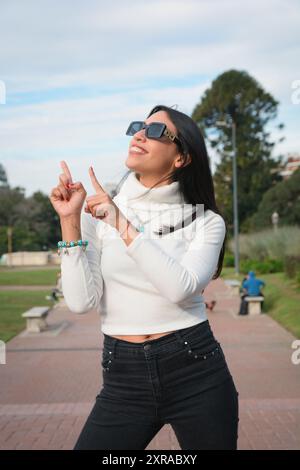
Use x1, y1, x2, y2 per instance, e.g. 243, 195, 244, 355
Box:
174, 329, 184, 345
111, 337, 117, 359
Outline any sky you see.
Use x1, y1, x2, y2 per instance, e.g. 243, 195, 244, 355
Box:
0, 0, 299, 198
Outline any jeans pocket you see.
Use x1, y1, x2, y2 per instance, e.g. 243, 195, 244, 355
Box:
159, 340, 231, 391
183, 338, 224, 364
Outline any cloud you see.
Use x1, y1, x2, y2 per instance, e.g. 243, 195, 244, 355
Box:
0, 0, 299, 196
0, 82, 207, 153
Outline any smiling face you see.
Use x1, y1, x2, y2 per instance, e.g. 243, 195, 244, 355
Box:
125, 110, 190, 187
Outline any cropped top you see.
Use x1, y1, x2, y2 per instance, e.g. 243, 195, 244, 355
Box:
60, 170, 226, 335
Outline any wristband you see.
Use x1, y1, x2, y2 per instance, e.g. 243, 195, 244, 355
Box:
57, 240, 88, 256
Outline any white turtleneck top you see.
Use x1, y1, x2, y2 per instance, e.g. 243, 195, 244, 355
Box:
60, 171, 226, 335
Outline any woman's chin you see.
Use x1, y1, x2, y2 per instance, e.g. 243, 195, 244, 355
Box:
125, 157, 142, 171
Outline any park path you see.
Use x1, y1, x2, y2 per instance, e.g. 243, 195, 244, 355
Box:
0, 277, 299, 450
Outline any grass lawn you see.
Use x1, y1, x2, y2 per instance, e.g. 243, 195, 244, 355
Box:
0, 290, 55, 343
0, 268, 60, 286
221, 267, 300, 338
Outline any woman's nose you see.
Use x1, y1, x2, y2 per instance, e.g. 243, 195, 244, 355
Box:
134, 129, 147, 140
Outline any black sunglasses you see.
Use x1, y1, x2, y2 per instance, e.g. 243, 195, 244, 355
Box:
126, 121, 181, 146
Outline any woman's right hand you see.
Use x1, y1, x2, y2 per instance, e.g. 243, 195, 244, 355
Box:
49, 161, 87, 219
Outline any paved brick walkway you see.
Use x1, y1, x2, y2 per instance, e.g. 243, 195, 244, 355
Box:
0, 278, 299, 450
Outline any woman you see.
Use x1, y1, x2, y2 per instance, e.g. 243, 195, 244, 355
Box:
49, 104, 239, 450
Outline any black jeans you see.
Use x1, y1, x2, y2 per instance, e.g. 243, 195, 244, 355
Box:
73, 320, 239, 450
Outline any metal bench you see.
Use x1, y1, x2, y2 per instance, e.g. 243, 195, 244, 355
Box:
244, 296, 264, 315
22, 306, 51, 333
224, 279, 241, 296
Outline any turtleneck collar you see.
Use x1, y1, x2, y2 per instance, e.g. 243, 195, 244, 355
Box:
113, 171, 185, 206
113, 171, 203, 231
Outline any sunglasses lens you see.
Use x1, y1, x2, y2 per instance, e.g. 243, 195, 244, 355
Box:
147, 123, 164, 138
126, 121, 169, 140
126, 121, 144, 135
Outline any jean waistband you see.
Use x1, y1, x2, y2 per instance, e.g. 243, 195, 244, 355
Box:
103, 320, 214, 354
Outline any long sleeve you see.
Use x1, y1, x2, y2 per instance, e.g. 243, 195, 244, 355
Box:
60, 210, 104, 314
125, 212, 226, 304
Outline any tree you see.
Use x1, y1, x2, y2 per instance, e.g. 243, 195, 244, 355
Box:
191, 69, 284, 233
0, 184, 27, 257
0, 163, 9, 187
9, 191, 62, 251
27, 191, 61, 249
0, 185, 26, 226
0, 174, 61, 255
249, 168, 300, 229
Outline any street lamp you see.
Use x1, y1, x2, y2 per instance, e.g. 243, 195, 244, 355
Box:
216, 118, 240, 275
7, 226, 13, 268
271, 211, 279, 232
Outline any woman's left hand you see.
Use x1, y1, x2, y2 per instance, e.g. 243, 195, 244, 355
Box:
84, 166, 127, 232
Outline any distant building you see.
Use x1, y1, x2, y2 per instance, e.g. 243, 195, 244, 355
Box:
276, 153, 300, 180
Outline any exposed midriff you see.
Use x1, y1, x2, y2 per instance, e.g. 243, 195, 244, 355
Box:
109, 331, 176, 343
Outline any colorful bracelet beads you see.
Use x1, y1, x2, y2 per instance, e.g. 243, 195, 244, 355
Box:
57, 240, 89, 256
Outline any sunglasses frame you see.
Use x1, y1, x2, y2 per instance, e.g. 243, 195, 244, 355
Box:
126, 121, 181, 146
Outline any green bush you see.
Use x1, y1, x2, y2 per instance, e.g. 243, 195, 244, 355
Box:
224, 253, 235, 267
228, 226, 300, 262
284, 256, 300, 278
240, 258, 283, 274
227, 225, 300, 276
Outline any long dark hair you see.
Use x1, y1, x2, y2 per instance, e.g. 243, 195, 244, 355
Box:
114, 104, 227, 279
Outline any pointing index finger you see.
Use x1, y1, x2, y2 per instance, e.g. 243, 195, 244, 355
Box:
89, 166, 105, 194
60, 160, 73, 183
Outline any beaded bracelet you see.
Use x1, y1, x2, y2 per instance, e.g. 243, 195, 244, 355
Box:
57, 240, 88, 256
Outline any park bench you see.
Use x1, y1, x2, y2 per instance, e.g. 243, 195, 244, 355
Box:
244, 296, 264, 315
22, 306, 51, 333
224, 279, 241, 296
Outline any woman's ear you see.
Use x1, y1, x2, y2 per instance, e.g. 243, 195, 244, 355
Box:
175, 153, 191, 168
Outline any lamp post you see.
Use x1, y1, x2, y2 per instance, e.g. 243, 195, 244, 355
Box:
271, 211, 279, 232
7, 226, 13, 268
216, 118, 240, 275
